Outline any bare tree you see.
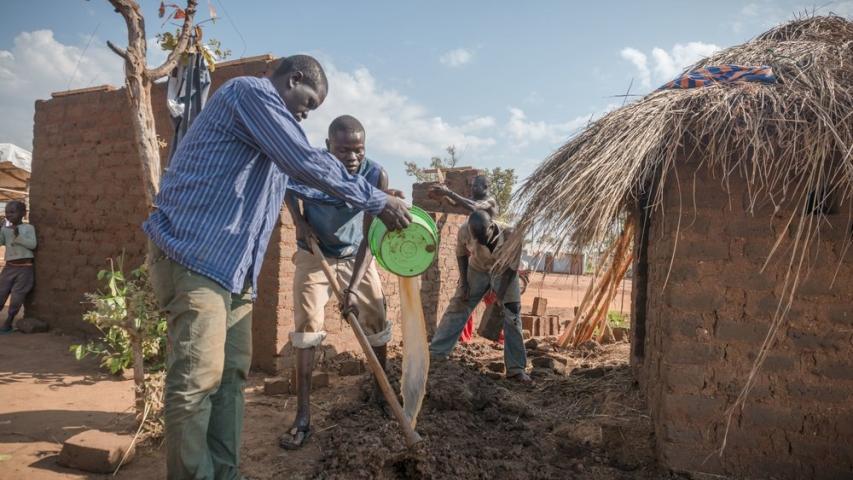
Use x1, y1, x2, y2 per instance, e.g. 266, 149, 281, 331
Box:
106, 0, 199, 207
105, 0, 198, 417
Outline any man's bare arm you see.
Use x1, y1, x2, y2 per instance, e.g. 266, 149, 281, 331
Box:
430, 185, 498, 217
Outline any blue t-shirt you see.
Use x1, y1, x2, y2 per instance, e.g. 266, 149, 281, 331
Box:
290, 158, 382, 258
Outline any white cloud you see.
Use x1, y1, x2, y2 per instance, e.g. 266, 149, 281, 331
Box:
300, 62, 495, 161
619, 47, 650, 89
460, 116, 496, 132
439, 48, 473, 67
0, 30, 123, 148
0, 29, 179, 149
621, 42, 720, 89
505, 107, 589, 148
651, 42, 721, 80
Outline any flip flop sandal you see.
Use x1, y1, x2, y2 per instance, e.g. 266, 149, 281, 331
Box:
279, 427, 312, 450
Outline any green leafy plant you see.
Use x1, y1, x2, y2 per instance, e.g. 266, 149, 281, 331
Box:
404, 146, 460, 182
72, 258, 167, 375
485, 166, 517, 221
156, 29, 231, 71
607, 310, 628, 329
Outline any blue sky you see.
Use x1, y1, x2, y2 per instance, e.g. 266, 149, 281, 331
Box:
1, 0, 851, 190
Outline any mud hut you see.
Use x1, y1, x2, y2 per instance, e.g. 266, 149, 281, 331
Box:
507, 16, 853, 479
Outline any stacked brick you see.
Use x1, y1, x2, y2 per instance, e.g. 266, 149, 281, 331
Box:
634, 160, 853, 478
411, 167, 484, 215
520, 297, 564, 337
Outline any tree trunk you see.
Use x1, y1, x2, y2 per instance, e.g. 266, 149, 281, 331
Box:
107, 0, 198, 208
130, 331, 146, 416
125, 73, 161, 207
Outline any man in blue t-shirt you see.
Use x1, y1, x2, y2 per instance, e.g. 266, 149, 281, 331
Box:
281, 115, 394, 449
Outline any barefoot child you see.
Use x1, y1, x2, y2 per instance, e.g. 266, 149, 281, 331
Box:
281, 115, 394, 449
0, 201, 36, 333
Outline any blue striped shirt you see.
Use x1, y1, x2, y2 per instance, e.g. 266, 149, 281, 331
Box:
143, 76, 387, 295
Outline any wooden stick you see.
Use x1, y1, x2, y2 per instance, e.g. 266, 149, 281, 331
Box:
557, 230, 622, 346
306, 237, 423, 448
561, 217, 635, 347
578, 228, 634, 345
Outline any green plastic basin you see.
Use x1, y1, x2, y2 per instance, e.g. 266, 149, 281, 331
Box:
368, 205, 438, 277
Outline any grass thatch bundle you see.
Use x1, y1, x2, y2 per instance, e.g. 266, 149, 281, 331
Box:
503, 14, 853, 454
507, 15, 852, 254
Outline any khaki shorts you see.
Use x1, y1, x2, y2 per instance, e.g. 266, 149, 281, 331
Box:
290, 248, 390, 349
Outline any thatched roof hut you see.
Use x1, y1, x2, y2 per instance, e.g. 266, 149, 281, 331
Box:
510, 16, 853, 479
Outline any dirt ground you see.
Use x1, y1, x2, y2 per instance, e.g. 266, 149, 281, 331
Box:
521, 273, 633, 319
0, 329, 673, 480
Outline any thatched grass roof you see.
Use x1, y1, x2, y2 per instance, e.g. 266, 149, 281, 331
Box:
506, 15, 853, 454
509, 15, 853, 252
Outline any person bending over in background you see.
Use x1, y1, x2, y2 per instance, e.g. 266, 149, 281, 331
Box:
429, 210, 531, 383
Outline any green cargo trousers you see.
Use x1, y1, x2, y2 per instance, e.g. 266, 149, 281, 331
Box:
149, 241, 252, 480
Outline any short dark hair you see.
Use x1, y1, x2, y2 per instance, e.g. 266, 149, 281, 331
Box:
6, 201, 26, 212
272, 54, 328, 93
328, 115, 365, 138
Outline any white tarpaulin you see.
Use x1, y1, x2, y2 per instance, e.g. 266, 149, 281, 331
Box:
0, 144, 31, 202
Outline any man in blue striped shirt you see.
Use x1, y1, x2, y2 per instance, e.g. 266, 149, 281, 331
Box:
144, 55, 411, 480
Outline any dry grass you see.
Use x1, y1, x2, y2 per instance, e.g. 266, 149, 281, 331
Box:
503, 15, 853, 456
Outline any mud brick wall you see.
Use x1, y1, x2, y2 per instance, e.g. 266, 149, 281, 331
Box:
28, 86, 148, 332
633, 161, 853, 479
28, 55, 281, 335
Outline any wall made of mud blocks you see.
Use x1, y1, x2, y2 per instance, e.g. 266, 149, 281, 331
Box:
635, 161, 853, 479
28, 87, 148, 333
419, 212, 469, 334
28, 56, 280, 335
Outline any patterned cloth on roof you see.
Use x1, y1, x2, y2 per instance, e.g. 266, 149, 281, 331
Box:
658, 64, 776, 90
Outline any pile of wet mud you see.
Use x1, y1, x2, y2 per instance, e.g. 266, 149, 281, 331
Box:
314, 341, 683, 480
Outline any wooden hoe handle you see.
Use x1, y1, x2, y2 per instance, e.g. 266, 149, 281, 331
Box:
306, 237, 423, 448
